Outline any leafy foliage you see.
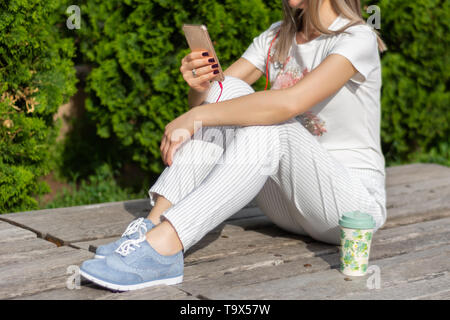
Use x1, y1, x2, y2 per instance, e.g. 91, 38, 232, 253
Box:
42, 164, 144, 209
363, 0, 449, 165
78, 0, 449, 172
76, 0, 281, 174
2, 0, 448, 214
0, 0, 77, 213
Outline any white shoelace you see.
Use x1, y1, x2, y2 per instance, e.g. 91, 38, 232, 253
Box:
121, 217, 147, 238
115, 233, 147, 257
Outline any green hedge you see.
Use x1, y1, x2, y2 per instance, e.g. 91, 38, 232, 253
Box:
0, 0, 77, 213
42, 164, 143, 209
1, 0, 448, 213
76, 0, 448, 174
370, 0, 449, 165
76, 0, 281, 175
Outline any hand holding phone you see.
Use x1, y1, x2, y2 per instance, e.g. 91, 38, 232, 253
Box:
180, 50, 218, 93
182, 24, 225, 88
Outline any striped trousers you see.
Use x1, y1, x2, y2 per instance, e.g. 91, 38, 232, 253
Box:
149, 76, 387, 251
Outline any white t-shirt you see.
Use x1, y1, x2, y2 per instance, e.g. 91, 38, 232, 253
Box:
241, 16, 385, 175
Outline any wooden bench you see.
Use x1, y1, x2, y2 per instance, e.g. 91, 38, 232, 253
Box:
0, 163, 449, 300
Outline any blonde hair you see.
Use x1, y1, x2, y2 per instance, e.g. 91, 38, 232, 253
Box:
271, 0, 386, 65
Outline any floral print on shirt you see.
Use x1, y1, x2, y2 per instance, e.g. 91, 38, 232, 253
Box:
270, 56, 327, 137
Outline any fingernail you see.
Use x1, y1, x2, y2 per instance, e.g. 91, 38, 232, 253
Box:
202, 52, 209, 56
211, 63, 218, 69
208, 58, 215, 63
213, 70, 219, 74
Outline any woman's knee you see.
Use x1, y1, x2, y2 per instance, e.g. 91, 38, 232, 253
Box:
204, 75, 255, 103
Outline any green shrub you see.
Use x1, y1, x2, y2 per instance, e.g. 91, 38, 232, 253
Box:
365, 0, 449, 165
42, 164, 144, 209
78, 0, 448, 172
2, 0, 447, 214
0, 0, 77, 213
76, 0, 281, 175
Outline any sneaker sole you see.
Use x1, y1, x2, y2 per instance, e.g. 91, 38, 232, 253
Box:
79, 269, 183, 292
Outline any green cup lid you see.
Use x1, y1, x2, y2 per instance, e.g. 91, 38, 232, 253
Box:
339, 211, 375, 229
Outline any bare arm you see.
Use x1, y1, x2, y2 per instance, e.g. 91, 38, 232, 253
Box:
161, 54, 358, 165
190, 54, 357, 126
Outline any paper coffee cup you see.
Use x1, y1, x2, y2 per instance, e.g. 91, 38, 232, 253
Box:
338, 211, 375, 276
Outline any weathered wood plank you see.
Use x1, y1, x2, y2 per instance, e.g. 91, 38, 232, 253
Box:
185, 228, 311, 265
0, 221, 57, 267
0, 238, 55, 258
193, 245, 450, 300
73, 228, 313, 268
0, 221, 37, 243
11, 216, 450, 300
0, 199, 151, 244
414, 290, 450, 300
382, 165, 450, 227
1, 164, 448, 245
70, 237, 116, 252
385, 164, 450, 187
70, 215, 277, 254
0, 201, 261, 246
17, 282, 198, 300
15, 283, 113, 300
73, 215, 450, 282
0, 246, 93, 299
374, 216, 450, 244
384, 188, 450, 228
72, 215, 314, 266
0, 239, 56, 267
97, 285, 197, 300
386, 176, 450, 197
179, 218, 450, 296
387, 182, 450, 209
338, 273, 450, 300
1, 164, 449, 301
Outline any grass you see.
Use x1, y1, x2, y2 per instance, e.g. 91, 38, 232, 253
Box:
39, 163, 146, 209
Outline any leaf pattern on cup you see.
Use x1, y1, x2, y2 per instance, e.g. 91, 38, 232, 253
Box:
352, 230, 363, 240
356, 241, 368, 254
361, 264, 368, 273
350, 261, 360, 271
340, 228, 373, 275
343, 252, 353, 266
344, 239, 354, 250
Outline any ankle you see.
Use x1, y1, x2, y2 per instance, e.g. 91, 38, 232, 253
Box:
145, 221, 183, 256
148, 215, 161, 226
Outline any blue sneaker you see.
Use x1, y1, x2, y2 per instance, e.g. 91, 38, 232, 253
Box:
95, 217, 155, 259
80, 234, 184, 291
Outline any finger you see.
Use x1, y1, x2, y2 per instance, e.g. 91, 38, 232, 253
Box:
161, 135, 169, 165
185, 53, 215, 74
167, 131, 184, 165
160, 135, 167, 155
189, 58, 216, 75
187, 50, 209, 62
167, 143, 175, 167
167, 140, 182, 166
191, 70, 218, 86
181, 53, 209, 72
160, 134, 166, 151
162, 135, 171, 165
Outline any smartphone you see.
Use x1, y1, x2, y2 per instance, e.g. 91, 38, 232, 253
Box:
182, 24, 225, 82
